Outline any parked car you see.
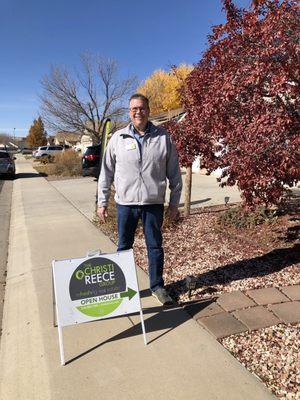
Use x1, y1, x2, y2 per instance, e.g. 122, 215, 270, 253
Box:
82, 144, 101, 177
30, 147, 38, 156
21, 147, 33, 154
0, 150, 16, 179
32, 146, 45, 157
34, 145, 63, 159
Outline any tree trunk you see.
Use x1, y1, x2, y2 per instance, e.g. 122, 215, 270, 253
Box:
184, 165, 192, 217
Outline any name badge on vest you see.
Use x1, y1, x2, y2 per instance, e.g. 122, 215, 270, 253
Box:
125, 142, 136, 150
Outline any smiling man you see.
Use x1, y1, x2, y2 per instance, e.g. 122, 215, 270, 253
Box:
97, 93, 182, 305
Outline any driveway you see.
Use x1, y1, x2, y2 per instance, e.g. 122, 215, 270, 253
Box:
49, 171, 242, 222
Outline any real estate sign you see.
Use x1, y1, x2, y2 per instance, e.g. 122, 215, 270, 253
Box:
52, 249, 146, 364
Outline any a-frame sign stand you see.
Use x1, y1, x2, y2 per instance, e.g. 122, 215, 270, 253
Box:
52, 249, 147, 365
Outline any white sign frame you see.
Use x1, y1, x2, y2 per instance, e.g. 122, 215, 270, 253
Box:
52, 249, 147, 365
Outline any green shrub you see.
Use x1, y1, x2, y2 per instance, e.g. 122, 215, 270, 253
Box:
218, 205, 277, 229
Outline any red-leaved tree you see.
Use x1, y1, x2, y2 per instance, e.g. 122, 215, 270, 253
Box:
182, 0, 300, 207
163, 119, 199, 215
163, 119, 199, 167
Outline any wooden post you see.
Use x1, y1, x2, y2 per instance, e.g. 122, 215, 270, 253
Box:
184, 165, 192, 217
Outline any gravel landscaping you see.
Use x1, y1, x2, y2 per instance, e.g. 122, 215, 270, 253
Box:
221, 324, 300, 399
98, 202, 299, 399
134, 208, 300, 302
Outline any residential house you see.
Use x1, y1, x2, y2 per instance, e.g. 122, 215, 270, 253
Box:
54, 131, 82, 148
47, 136, 55, 145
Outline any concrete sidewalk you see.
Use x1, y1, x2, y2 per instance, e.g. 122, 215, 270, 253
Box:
0, 156, 276, 400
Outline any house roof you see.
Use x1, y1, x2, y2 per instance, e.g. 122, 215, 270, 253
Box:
150, 107, 186, 125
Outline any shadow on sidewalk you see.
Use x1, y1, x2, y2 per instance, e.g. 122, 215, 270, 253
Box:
65, 298, 214, 365
16, 172, 47, 178
167, 243, 300, 297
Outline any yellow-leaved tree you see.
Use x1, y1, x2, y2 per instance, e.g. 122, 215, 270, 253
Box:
138, 64, 193, 115
139, 64, 194, 217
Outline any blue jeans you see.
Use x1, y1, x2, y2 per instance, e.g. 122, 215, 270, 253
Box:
117, 204, 164, 292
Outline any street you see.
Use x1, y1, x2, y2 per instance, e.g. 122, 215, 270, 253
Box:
0, 178, 13, 337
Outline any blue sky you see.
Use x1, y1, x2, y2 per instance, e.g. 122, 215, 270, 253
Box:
0, 0, 250, 137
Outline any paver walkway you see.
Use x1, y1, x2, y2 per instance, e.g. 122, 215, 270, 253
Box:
184, 285, 300, 339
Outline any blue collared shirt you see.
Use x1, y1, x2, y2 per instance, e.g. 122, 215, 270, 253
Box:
130, 123, 150, 156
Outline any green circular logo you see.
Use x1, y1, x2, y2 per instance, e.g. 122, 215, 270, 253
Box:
69, 257, 126, 318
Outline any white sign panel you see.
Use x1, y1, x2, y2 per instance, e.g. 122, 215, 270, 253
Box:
52, 249, 141, 327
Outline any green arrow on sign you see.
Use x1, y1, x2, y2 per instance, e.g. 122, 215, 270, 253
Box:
120, 287, 137, 300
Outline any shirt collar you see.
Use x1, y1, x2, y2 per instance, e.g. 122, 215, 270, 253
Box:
130, 121, 152, 136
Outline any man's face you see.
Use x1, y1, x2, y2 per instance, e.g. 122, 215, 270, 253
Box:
129, 98, 150, 131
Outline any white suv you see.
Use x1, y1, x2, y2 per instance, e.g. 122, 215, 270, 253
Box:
34, 145, 63, 159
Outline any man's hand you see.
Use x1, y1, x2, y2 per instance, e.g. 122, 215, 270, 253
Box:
97, 206, 108, 222
168, 205, 179, 222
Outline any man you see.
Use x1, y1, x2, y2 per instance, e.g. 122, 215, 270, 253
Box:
97, 94, 182, 305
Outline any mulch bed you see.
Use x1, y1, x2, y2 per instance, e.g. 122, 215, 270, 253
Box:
97, 201, 300, 399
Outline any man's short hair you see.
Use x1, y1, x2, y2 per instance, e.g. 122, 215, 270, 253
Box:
129, 93, 149, 108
